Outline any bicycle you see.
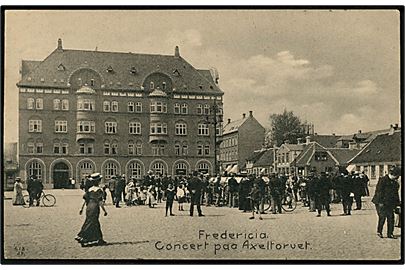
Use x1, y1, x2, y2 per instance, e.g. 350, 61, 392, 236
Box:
22, 191, 56, 208
262, 190, 297, 212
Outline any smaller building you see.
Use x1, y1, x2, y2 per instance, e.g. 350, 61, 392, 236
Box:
276, 143, 305, 175
3, 143, 19, 191
348, 126, 401, 184
219, 111, 265, 174
294, 142, 359, 176
247, 148, 277, 176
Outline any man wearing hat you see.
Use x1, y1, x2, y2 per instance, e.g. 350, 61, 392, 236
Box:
188, 171, 204, 216
108, 175, 117, 204
372, 166, 401, 239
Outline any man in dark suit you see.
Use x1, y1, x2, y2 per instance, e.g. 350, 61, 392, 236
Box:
27, 175, 36, 207
314, 171, 332, 217
337, 170, 354, 215
372, 166, 401, 239
108, 176, 117, 204
188, 171, 204, 217
228, 173, 239, 208
114, 175, 126, 208
268, 173, 282, 214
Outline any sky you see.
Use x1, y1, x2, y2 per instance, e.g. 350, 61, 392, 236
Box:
3, 9, 401, 143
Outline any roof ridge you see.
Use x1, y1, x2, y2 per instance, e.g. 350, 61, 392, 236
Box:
63, 48, 176, 58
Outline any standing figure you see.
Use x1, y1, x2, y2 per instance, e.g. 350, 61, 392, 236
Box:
249, 182, 263, 220
26, 175, 35, 207
227, 174, 239, 208
352, 172, 364, 210
108, 176, 117, 205
372, 166, 401, 239
188, 171, 204, 217
12, 177, 25, 206
165, 183, 176, 216
268, 173, 282, 214
338, 171, 354, 215
238, 173, 252, 212
306, 173, 317, 212
75, 173, 108, 247
114, 175, 125, 208
176, 184, 186, 211
314, 172, 332, 217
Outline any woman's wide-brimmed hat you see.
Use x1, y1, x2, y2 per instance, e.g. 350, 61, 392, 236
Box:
90, 173, 103, 181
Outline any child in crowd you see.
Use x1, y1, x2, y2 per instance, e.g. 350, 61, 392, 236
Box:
165, 183, 176, 217
249, 182, 263, 220
176, 184, 185, 211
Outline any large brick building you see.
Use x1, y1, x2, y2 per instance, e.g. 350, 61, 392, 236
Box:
18, 39, 224, 188
219, 111, 265, 174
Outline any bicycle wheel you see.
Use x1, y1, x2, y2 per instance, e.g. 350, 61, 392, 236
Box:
281, 193, 297, 212
22, 195, 30, 208
42, 194, 56, 207
263, 196, 271, 211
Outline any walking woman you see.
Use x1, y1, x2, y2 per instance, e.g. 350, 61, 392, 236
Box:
75, 173, 108, 247
12, 177, 25, 206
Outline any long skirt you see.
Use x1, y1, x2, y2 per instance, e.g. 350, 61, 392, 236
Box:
13, 190, 26, 205
77, 201, 103, 243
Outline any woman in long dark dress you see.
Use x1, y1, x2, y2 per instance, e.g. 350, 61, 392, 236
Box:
75, 173, 108, 247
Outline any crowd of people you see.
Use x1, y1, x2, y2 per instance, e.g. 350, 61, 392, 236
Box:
10, 165, 401, 246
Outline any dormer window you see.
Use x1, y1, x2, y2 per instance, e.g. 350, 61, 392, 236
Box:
162, 82, 167, 90
107, 66, 114, 73
150, 82, 155, 90
173, 69, 180, 76
90, 79, 95, 86
130, 67, 137, 74
57, 64, 65, 71
199, 85, 203, 89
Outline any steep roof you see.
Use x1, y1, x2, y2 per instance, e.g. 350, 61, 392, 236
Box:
349, 130, 401, 164
327, 148, 360, 165
223, 117, 249, 135
295, 142, 327, 166
17, 46, 223, 95
246, 149, 267, 163
283, 143, 305, 151
254, 149, 275, 167
309, 134, 339, 148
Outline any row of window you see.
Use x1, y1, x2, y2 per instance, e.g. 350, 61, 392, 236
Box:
29, 120, 210, 136
25, 98, 221, 115
221, 136, 238, 148
220, 150, 238, 162
25, 140, 212, 157
26, 160, 211, 182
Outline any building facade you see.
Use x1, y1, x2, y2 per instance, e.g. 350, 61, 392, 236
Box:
348, 126, 401, 184
3, 143, 19, 191
219, 111, 265, 174
18, 39, 224, 188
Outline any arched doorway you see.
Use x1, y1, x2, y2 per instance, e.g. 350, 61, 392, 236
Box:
53, 162, 70, 189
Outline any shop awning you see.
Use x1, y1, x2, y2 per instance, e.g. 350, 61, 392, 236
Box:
225, 165, 232, 172
346, 164, 356, 173
229, 165, 239, 174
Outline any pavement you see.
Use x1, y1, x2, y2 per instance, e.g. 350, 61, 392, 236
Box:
2, 189, 402, 261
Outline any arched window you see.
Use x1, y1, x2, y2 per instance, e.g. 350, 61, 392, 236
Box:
104, 162, 118, 180
128, 140, 135, 155
181, 104, 188, 114
53, 99, 61, 110
151, 161, 165, 176
111, 140, 118, 155
174, 103, 181, 114
28, 161, 43, 181
175, 122, 187, 135
103, 101, 111, 112
198, 123, 209, 136
197, 162, 210, 174
104, 140, 110, 155
128, 162, 142, 180
175, 142, 181, 156
61, 99, 69, 110
197, 104, 203, 114
136, 140, 142, 155
175, 162, 188, 176
27, 98, 35, 109
111, 101, 119, 112
129, 121, 141, 134
204, 104, 210, 115
197, 142, 203, 156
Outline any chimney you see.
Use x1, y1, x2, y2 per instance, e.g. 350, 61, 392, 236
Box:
332, 133, 335, 136
305, 135, 311, 144
249, 110, 253, 117
57, 38, 63, 50
389, 124, 397, 135
242, 113, 246, 119
227, 118, 231, 124
174, 46, 180, 57
297, 138, 302, 145
358, 130, 362, 134
394, 123, 399, 129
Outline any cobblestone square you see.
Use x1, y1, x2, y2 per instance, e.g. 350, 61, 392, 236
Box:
3, 189, 401, 261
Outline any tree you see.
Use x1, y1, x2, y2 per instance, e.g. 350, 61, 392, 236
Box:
269, 109, 309, 147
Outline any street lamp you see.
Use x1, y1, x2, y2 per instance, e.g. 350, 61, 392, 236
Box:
205, 97, 223, 175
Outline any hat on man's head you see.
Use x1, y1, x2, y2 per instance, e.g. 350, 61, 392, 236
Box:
389, 166, 401, 176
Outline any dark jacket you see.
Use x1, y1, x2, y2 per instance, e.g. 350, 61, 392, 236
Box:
188, 176, 203, 195
313, 175, 332, 200
228, 177, 238, 193
372, 175, 400, 208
